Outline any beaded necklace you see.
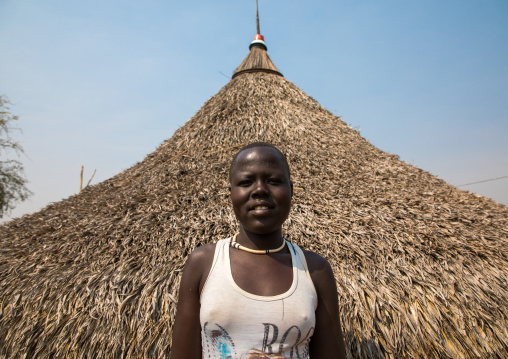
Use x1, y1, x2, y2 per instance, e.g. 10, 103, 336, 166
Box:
230, 233, 286, 254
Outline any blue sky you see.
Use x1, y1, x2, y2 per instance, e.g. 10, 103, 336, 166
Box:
1, 0, 507, 221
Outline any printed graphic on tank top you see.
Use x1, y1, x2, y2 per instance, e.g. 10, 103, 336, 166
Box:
200, 238, 317, 359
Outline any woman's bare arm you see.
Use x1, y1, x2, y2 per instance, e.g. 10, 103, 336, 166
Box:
305, 251, 347, 359
170, 244, 215, 359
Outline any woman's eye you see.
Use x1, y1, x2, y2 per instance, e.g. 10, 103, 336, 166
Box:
267, 178, 282, 184
237, 180, 252, 186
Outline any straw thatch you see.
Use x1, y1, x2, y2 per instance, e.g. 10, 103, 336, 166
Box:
1, 37, 508, 359
233, 44, 282, 78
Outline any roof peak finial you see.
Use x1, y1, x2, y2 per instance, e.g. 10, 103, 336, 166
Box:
256, 0, 260, 34
250, 0, 267, 50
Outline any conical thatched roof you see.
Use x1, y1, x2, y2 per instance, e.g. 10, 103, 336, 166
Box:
1, 33, 508, 359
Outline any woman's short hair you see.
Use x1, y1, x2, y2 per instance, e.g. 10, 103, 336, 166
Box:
229, 142, 291, 180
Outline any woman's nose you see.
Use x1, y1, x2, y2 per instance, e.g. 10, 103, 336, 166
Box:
252, 180, 269, 196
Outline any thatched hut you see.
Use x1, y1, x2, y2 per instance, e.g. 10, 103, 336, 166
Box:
1, 25, 507, 358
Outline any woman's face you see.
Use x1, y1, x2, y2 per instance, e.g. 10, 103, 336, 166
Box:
229, 147, 293, 235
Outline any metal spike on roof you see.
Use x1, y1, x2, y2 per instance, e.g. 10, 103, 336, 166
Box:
256, 0, 260, 34
250, 0, 267, 50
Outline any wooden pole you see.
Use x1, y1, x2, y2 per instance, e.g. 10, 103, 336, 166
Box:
80, 166, 84, 192
86, 169, 97, 188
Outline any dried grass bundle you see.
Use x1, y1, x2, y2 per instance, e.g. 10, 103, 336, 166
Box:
1, 45, 507, 358
233, 45, 282, 78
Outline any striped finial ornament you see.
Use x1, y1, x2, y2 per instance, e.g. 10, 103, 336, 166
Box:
230, 233, 287, 254
249, 33, 267, 50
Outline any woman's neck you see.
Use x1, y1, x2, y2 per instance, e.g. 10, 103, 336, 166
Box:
236, 228, 284, 250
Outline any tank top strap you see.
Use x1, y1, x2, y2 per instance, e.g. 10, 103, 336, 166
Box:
287, 241, 317, 298
199, 237, 231, 299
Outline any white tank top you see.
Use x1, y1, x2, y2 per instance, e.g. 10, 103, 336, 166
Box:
200, 237, 317, 359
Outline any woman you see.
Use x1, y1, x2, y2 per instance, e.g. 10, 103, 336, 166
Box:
171, 142, 346, 358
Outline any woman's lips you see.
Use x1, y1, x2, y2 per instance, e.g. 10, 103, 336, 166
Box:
249, 204, 274, 215
249, 202, 273, 210
253, 206, 269, 210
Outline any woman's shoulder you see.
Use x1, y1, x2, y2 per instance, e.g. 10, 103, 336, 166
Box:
183, 241, 221, 293
300, 248, 332, 272
300, 248, 336, 292
185, 242, 217, 270
188, 242, 217, 258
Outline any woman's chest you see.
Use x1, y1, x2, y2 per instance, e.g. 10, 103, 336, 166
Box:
230, 251, 293, 297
